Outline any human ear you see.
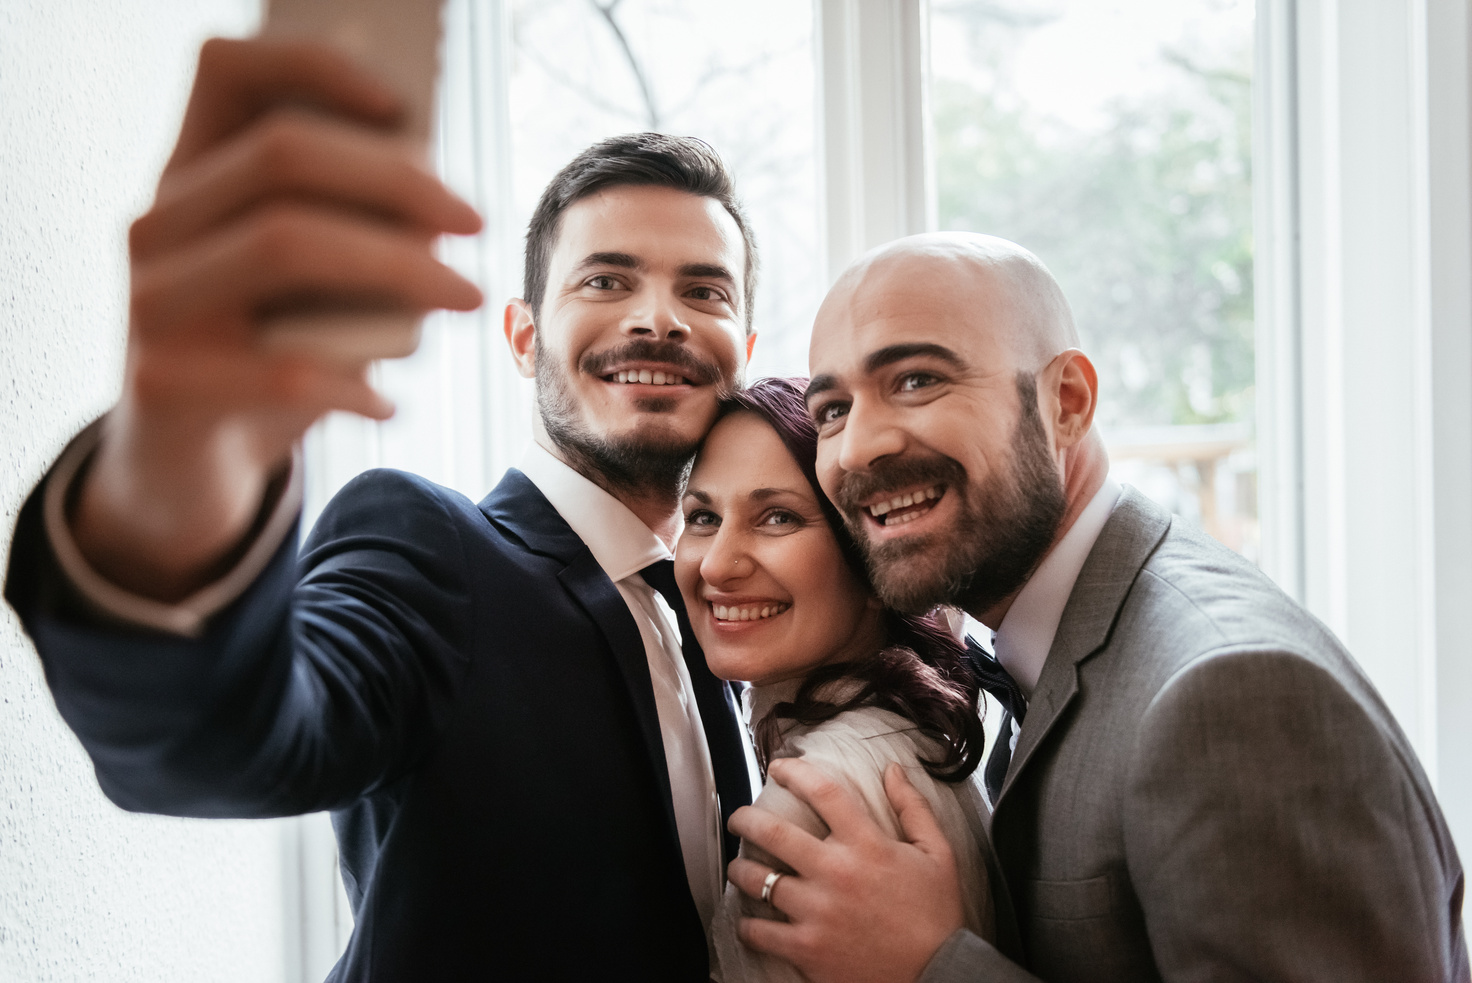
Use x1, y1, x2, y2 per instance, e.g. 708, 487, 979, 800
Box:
504, 299, 537, 379
1044, 349, 1098, 450
746, 330, 758, 363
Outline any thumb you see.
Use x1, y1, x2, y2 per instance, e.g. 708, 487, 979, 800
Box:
884, 763, 952, 859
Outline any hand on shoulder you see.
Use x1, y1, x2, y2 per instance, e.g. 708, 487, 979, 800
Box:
725, 758, 965, 983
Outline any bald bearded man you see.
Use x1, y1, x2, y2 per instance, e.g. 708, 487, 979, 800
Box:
723, 233, 1468, 983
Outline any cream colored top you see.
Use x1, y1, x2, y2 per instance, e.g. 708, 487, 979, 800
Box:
712, 676, 996, 983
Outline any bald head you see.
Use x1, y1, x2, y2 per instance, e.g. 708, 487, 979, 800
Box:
805, 232, 1106, 625
819, 232, 1078, 373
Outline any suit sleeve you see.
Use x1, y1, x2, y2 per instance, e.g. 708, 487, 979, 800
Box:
917, 930, 1042, 983
1122, 647, 1469, 983
5, 466, 477, 819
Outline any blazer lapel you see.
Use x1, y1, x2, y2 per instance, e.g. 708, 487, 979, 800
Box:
481, 470, 681, 849
994, 487, 1173, 807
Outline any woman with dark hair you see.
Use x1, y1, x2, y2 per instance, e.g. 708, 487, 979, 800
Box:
674, 377, 995, 982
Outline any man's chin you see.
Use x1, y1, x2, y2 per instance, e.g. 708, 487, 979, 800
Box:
594, 398, 712, 444
599, 421, 702, 459
860, 534, 956, 615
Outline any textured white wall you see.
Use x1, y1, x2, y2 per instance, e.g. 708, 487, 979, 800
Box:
0, 2, 293, 981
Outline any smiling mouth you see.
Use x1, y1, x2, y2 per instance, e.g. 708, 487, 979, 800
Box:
711, 602, 791, 622
605, 369, 691, 386
866, 485, 945, 526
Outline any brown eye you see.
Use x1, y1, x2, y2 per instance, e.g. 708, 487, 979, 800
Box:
898, 372, 939, 392
685, 508, 719, 529
815, 401, 848, 425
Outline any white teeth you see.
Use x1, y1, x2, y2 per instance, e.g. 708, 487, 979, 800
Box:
867, 486, 943, 520
610, 370, 688, 385
711, 602, 788, 622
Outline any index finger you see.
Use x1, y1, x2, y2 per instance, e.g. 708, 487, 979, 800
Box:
766, 757, 883, 842
169, 38, 401, 170
727, 803, 827, 876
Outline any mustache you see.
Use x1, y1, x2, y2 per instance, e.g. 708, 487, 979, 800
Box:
580, 339, 723, 388
834, 453, 969, 518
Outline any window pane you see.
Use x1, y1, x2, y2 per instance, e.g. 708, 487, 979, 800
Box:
929, 0, 1257, 559
511, 0, 821, 377
303, 2, 820, 529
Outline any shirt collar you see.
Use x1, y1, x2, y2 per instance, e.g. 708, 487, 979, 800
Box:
990, 477, 1122, 697
518, 442, 671, 583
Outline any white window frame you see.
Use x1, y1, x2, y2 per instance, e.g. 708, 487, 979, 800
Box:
815, 0, 935, 283
1282, 0, 1472, 856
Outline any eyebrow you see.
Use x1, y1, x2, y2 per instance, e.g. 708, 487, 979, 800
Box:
749, 487, 803, 501
682, 486, 807, 505
805, 374, 838, 405
805, 342, 968, 405
570, 251, 642, 276
679, 262, 738, 287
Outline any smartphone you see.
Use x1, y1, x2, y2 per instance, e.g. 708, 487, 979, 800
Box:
258, 0, 446, 363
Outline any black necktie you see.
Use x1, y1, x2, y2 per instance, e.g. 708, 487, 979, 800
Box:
964, 638, 1027, 805
640, 559, 753, 865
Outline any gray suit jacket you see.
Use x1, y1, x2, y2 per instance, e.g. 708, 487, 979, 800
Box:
923, 487, 1468, 982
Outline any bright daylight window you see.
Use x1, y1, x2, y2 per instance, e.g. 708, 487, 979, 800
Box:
929, 0, 1258, 558
511, 0, 821, 378
303, 0, 821, 527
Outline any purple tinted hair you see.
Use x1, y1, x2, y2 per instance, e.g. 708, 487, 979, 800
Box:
714, 378, 985, 783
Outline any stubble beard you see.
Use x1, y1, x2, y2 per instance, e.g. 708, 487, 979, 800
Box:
535, 334, 720, 501
836, 373, 1068, 616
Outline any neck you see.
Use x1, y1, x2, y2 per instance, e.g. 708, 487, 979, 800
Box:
534, 433, 684, 551
975, 431, 1110, 629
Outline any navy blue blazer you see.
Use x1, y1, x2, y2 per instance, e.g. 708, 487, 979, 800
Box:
6, 464, 755, 981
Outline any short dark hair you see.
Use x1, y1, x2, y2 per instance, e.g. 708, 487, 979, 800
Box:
522, 132, 759, 331
718, 378, 986, 784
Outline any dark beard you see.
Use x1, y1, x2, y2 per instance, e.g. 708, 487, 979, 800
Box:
834, 373, 1067, 616
534, 335, 719, 499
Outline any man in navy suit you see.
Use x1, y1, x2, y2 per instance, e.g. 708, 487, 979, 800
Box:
6, 38, 757, 980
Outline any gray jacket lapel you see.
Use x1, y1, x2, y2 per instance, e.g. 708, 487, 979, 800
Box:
995, 487, 1173, 806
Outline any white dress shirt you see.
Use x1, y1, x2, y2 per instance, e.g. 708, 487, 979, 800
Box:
989, 477, 1122, 696
518, 443, 726, 955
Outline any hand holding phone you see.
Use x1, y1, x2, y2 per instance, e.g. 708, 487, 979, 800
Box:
77, 33, 481, 598
259, 0, 447, 362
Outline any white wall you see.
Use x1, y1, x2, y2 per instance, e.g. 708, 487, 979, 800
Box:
0, 3, 293, 981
